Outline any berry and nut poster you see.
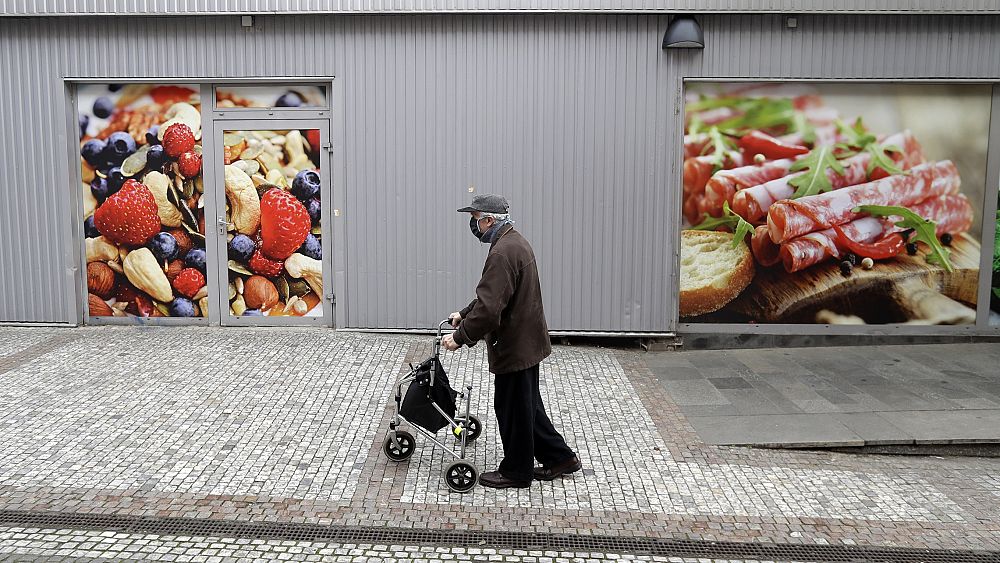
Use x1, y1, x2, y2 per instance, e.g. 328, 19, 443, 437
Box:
80, 84, 208, 318
222, 129, 324, 318
678, 83, 991, 325
79, 84, 326, 320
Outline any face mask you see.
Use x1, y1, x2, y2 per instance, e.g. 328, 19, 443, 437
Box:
470, 216, 488, 240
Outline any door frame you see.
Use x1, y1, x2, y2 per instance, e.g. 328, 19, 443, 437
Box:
208, 118, 334, 327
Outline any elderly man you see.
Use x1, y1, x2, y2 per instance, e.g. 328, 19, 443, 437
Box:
441, 194, 581, 489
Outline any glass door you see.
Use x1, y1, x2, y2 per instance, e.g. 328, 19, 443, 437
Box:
211, 120, 331, 326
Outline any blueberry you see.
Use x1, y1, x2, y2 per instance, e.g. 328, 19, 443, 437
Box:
145, 125, 160, 146
940, 233, 953, 246
169, 297, 197, 317
184, 248, 207, 272
84, 216, 100, 238
275, 92, 302, 107
228, 234, 256, 263
90, 178, 113, 203
305, 198, 321, 225
79, 114, 90, 139
243, 309, 263, 316
291, 170, 321, 201
93, 96, 114, 119
146, 144, 167, 169
81, 139, 107, 166
905, 242, 918, 256
106, 167, 126, 193
298, 234, 322, 260
108, 84, 123, 92
148, 232, 180, 262
839, 260, 853, 276
103, 131, 136, 164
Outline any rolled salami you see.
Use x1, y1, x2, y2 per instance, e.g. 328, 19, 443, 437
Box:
774, 194, 973, 273
700, 159, 795, 218
766, 160, 960, 244
732, 131, 925, 223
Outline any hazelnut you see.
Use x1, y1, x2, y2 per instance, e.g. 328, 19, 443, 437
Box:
87, 262, 117, 299
243, 275, 279, 311
168, 229, 194, 256
88, 293, 114, 316
165, 259, 185, 282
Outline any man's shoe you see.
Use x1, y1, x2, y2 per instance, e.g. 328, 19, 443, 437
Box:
479, 470, 531, 489
532, 456, 582, 481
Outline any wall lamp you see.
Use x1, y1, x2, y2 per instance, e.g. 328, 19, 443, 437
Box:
662, 15, 704, 49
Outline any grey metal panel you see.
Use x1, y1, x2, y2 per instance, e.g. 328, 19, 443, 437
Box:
1, 12, 998, 331
4, 0, 1000, 15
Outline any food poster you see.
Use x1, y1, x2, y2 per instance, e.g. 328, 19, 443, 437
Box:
992, 186, 1000, 326
79, 84, 209, 319
678, 83, 990, 325
216, 86, 327, 109
222, 129, 324, 318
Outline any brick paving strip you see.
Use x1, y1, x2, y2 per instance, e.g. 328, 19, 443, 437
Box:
0, 327, 996, 560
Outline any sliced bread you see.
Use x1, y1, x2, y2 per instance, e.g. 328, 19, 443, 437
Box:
679, 230, 755, 317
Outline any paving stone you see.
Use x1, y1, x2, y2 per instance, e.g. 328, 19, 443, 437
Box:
685, 414, 865, 447
878, 410, 1000, 443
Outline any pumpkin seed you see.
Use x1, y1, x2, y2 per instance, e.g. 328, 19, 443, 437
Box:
235, 159, 259, 176
121, 145, 151, 177
240, 144, 264, 160
250, 174, 268, 188
228, 260, 252, 276
311, 226, 322, 236
153, 301, 171, 316
223, 133, 245, 147
277, 276, 290, 303
258, 153, 280, 174
195, 176, 204, 193
182, 179, 195, 199
288, 279, 311, 298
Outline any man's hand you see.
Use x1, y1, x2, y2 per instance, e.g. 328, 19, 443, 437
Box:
448, 311, 463, 327
441, 334, 461, 351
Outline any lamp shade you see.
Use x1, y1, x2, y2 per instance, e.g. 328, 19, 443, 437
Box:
662, 16, 704, 49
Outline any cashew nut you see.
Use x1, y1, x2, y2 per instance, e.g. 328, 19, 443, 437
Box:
284, 253, 323, 296
143, 171, 183, 227
82, 183, 97, 218
86, 236, 118, 263
225, 165, 261, 234
157, 102, 201, 139
283, 130, 316, 171
123, 247, 173, 302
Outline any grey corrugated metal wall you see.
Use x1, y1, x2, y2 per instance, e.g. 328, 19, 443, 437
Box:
4, 0, 1000, 15
0, 13, 998, 330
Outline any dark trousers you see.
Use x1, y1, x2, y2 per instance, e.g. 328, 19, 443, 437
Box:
493, 364, 576, 483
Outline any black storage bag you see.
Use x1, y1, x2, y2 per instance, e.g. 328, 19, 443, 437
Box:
400, 357, 458, 432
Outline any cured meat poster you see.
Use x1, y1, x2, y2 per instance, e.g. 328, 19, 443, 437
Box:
679, 83, 990, 325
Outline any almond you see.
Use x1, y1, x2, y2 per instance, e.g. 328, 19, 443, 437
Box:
87, 262, 116, 299
165, 259, 185, 282
243, 275, 279, 311
88, 293, 114, 316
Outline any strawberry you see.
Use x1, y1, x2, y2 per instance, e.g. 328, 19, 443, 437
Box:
305, 129, 321, 152
177, 151, 202, 178
259, 188, 311, 260
249, 249, 284, 277
94, 179, 160, 246
172, 268, 205, 299
162, 123, 195, 158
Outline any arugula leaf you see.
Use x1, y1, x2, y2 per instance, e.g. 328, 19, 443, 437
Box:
704, 127, 741, 173
835, 117, 877, 149
865, 143, 905, 177
788, 146, 845, 199
854, 204, 953, 272
691, 202, 755, 249
716, 98, 797, 133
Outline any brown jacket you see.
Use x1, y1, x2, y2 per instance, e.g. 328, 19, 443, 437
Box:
452, 225, 551, 374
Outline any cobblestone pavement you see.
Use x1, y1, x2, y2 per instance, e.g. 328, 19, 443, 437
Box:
0, 326, 996, 561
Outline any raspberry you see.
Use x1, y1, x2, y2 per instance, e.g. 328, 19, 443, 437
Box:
172, 268, 205, 299
93, 179, 161, 246
248, 249, 284, 277
177, 151, 202, 177
162, 123, 195, 158
259, 188, 311, 260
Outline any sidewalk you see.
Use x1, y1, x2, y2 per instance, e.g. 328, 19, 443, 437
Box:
0, 326, 996, 561
646, 343, 1000, 447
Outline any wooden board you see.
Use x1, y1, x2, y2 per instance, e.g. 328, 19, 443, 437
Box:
728, 233, 981, 324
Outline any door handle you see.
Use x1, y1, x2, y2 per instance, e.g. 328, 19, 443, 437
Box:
217, 216, 227, 235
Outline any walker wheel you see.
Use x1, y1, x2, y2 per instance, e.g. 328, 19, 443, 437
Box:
444, 461, 478, 493
383, 430, 415, 462
454, 415, 482, 443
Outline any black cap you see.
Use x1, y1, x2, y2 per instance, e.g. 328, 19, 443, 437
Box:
457, 194, 509, 214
